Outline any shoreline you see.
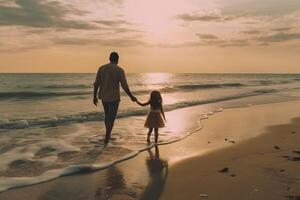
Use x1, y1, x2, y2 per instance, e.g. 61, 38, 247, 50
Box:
0, 100, 300, 199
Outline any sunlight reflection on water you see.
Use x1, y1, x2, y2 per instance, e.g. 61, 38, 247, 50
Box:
142, 73, 177, 105
143, 73, 172, 87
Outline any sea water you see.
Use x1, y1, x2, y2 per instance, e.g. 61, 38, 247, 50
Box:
0, 73, 300, 191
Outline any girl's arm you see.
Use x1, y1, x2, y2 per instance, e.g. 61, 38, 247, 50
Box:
136, 100, 150, 107
160, 105, 167, 122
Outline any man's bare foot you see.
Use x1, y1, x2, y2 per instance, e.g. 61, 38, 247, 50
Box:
104, 133, 111, 144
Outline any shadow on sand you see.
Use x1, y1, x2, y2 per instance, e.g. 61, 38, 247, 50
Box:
139, 145, 168, 200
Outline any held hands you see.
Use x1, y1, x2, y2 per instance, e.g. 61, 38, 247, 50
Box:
94, 96, 136, 106
130, 95, 137, 102
135, 100, 143, 106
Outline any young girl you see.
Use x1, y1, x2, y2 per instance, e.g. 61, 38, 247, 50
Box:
136, 90, 166, 143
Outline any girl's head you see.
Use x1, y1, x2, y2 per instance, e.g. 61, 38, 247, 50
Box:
150, 90, 162, 109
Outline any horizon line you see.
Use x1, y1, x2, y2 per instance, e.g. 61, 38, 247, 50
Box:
0, 72, 300, 74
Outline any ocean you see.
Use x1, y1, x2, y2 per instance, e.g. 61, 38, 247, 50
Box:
0, 73, 300, 191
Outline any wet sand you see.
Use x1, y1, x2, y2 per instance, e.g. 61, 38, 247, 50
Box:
0, 100, 300, 200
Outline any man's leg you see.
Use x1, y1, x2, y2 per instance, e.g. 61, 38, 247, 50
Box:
103, 101, 119, 143
102, 101, 110, 130
107, 101, 120, 133
102, 101, 110, 142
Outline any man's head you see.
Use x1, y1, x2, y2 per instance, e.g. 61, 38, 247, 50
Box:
109, 52, 119, 64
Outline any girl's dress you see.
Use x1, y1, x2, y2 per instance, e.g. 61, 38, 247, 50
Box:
144, 108, 165, 128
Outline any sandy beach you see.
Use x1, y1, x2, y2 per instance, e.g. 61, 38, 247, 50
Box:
0, 100, 300, 200
160, 102, 300, 200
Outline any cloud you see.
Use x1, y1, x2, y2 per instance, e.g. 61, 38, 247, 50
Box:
113, 27, 143, 34
258, 32, 300, 43
198, 31, 251, 47
219, 39, 249, 47
162, 30, 300, 48
219, 0, 300, 17
100, 0, 123, 6
196, 33, 249, 47
92, 19, 143, 35
241, 30, 261, 35
197, 33, 219, 39
94, 20, 130, 27
157, 34, 250, 48
93, 19, 142, 33
2, 24, 145, 50
0, 0, 97, 30
0, 1, 18, 7
53, 37, 147, 47
176, 13, 242, 22
198, 37, 249, 47
271, 27, 293, 32
177, 13, 222, 22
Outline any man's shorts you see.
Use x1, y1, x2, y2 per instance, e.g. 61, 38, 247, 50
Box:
101, 100, 120, 123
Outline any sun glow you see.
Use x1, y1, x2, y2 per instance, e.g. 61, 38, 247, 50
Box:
123, 0, 188, 43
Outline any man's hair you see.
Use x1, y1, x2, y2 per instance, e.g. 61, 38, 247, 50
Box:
109, 52, 119, 63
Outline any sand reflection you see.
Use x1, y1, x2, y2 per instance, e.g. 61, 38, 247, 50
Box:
139, 145, 168, 200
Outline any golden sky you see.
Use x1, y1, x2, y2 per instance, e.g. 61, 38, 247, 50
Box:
0, 0, 300, 73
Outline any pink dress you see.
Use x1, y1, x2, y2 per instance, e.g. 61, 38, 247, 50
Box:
144, 108, 165, 128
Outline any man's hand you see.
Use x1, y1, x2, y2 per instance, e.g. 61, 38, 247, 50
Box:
93, 96, 98, 106
130, 96, 137, 102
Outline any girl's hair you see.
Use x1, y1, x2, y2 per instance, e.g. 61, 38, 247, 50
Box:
150, 90, 162, 109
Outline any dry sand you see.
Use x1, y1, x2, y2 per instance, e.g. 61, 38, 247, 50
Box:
160, 108, 300, 200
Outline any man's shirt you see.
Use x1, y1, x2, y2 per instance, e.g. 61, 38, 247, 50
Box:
94, 63, 129, 102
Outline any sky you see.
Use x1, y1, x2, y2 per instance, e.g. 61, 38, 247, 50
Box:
0, 0, 300, 73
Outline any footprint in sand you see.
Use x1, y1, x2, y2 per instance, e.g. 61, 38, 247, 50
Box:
218, 167, 237, 177
286, 195, 300, 200
282, 155, 300, 162
274, 145, 280, 150
292, 150, 300, 154
218, 167, 229, 173
282, 150, 300, 161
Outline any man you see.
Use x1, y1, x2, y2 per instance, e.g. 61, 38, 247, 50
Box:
93, 52, 137, 144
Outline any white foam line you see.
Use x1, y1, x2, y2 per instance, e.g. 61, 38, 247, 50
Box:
0, 105, 223, 193
1, 90, 269, 130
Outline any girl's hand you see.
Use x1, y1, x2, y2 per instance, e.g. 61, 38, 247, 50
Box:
136, 100, 142, 106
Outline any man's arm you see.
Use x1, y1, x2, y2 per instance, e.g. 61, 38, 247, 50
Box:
120, 69, 136, 102
93, 68, 101, 106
